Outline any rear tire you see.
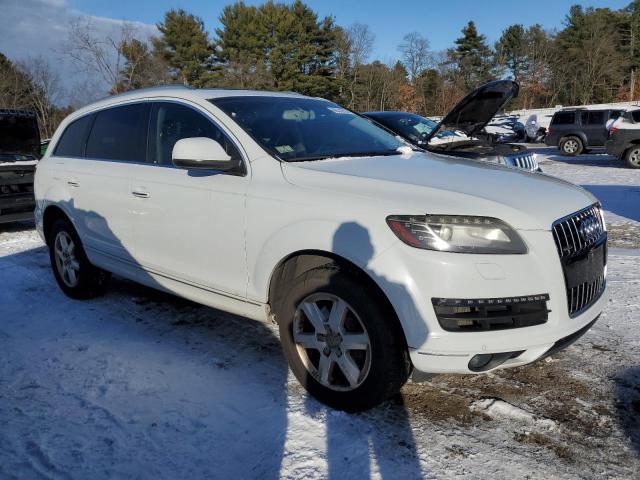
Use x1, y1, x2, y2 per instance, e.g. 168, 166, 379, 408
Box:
624, 146, 640, 169
276, 263, 411, 412
48, 218, 110, 299
559, 136, 583, 156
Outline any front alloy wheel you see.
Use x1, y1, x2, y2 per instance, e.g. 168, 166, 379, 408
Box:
293, 293, 371, 391
276, 263, 411, 412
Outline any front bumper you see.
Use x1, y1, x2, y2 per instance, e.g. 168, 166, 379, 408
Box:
367, 229, 606, 374
0, 194, 35, 223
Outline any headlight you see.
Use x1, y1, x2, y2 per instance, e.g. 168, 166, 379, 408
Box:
386, 214, 527, 254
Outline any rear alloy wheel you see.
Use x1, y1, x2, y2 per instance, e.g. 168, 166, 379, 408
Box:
277, 263, 411, 412
49, 218, 110, 299
54, 230, 80, 288
559, 137, 583, 156
624, 146, 640, 169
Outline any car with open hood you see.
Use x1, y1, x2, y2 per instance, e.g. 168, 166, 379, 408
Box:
363, 80, 540, 172
35, 86, 606, 411
0, 109, 40, 224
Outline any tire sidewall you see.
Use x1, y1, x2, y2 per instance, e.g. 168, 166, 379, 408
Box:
625, 147, 640, 169
48, 218, 108, 299
277, 265, 409, 412
560, 137, 582, 156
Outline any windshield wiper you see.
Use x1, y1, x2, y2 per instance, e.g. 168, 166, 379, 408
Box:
286, 148, 407, 163
286, 155, 332, 162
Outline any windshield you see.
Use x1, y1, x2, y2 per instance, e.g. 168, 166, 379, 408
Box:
370, 113, 437, 145
210, 96, 404, 161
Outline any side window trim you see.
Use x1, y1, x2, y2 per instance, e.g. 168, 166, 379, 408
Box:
146, 99, 247, 176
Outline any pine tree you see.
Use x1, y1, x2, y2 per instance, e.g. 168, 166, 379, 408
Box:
449, 21, 494, 89
152, 9, 214, 86
495, 24, 527, 82
214, 1, 339, 99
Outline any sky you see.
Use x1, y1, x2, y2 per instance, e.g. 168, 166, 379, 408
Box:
0, 0, 632, 102
66, 0, 631, 59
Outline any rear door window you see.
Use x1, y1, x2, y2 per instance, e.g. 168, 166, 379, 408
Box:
632, 111, 640, 123
552, 112, 575, 125
86, 103, 150, 162
586, 111, 605, 125
53, 114, 94, 157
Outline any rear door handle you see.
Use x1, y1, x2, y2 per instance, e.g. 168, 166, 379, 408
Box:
131, 190, 150, 198
67, 179, 80, 187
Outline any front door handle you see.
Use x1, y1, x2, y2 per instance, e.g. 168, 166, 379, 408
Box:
131, 190, 150, 198
67, 179, 80, 187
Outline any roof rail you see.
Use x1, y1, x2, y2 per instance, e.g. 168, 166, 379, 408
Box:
105, 84, 194, 100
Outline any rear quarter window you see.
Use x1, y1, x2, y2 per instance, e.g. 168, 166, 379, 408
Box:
552, 112, 575, 125
53, 114, 94, 157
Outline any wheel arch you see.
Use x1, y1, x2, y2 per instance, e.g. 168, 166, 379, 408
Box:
560, 132, 588, 147
267, 249, 409, 348
43, 204, 74, 245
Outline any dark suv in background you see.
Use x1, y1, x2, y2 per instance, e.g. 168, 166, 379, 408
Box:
0, 109, 40, 224
545, 108, 624, 155
605, 108, 640, 168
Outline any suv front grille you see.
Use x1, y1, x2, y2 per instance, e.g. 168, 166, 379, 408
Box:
508, 153, 538, 171
552, 204, 607, 316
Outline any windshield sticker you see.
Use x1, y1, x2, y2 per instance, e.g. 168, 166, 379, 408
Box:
328, 107, 351, 115
275, 145, 294, 154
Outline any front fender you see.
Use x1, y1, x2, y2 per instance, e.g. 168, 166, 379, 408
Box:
247, 219, 396, 303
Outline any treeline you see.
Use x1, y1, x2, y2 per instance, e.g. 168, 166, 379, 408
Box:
2, 1, 640, 137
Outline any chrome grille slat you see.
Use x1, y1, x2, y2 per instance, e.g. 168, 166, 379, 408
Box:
552, 204, 606, 316
508, 153, 539, 171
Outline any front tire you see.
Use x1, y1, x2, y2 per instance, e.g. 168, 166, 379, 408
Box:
624, 146, 640, 168
276, 263, 411, 412
559, 136, 583, 156
48, 218, 110, 299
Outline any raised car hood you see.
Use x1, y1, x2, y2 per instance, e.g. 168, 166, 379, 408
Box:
427, 80, 519, 140
281, 151, 596, 231
0, 110, 40, 158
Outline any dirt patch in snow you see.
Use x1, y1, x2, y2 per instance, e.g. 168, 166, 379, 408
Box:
514, 431, 573, 461
607, 222, 640, 248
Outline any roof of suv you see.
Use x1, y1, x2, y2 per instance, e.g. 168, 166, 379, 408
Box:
70, 86, 308, 120
558, 107, 621, 112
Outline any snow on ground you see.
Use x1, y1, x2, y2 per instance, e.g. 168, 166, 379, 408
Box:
532, 146, 640, 248
0, 151, 639, 479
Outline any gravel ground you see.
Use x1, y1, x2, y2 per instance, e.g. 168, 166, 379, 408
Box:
0, 150, 638, 479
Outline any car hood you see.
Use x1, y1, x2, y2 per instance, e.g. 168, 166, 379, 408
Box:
427, 80, 519, 141
281, 151, 596, 230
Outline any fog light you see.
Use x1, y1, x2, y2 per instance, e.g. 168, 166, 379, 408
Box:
468, 350, 525, 372
468, 354, 493, 371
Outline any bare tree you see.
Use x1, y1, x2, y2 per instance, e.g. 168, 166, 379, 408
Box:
18, 56, 64, 138
398, 32, 432, 81
345, 23, 375, 108
62, 18, 140, 95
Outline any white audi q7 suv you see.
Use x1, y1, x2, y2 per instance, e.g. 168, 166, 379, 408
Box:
34, 86, 607, 411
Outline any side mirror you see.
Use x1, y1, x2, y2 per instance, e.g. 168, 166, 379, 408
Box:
172, 137, 237, 171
